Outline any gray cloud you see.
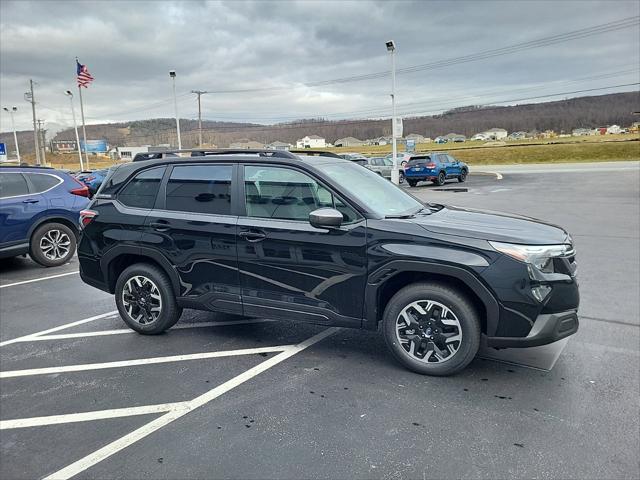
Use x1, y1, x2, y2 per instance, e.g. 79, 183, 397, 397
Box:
1, 0, 638, 132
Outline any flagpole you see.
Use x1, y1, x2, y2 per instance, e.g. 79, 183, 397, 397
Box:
77, 85, 89, 170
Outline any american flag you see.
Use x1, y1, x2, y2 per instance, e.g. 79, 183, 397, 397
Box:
76, 60, 94, 88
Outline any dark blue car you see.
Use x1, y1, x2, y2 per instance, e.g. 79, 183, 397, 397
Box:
403, 152, 468, 187
74, 169, 109, 196
0, 166, 90, 266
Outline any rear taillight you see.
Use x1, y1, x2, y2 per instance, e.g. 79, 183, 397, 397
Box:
70, 176, 90, 197
425, 163, 436, 169
80, 209, 98, 228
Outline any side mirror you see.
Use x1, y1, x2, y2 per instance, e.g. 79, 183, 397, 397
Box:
309, 208, 343, 229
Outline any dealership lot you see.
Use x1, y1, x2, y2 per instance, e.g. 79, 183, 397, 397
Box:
1, 163, 638, 480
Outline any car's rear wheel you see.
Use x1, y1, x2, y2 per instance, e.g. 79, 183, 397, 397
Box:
115, 263, 182, 334
407, 180, 417, 187
29, 222, 76, 267
434, 171, 446, 186
458, 169, 468, 182
399, 171, 405, 184
382, 282, 480, 376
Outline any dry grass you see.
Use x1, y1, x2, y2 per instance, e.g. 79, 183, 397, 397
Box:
9, 134, 639, 170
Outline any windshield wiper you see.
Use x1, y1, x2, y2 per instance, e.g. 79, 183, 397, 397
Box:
385, 207, 431, 219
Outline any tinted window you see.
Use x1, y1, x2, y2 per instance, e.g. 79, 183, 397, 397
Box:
244, 165, 359, 223
118, 167, 165, 209
0, 173, 29, 198
407, 156, 430, 166
165, 165, 232, 215
27, 173, 61, 193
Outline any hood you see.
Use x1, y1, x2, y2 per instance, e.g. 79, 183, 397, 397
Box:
413, 204, 570, 245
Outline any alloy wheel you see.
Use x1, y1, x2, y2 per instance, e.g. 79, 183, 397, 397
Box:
395, 300, 463, 363
39, 229, 71, 260
122, 275, 163, 325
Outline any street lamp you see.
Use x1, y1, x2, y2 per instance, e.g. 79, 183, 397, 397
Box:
169, 70, 182, 150
2, 106, 21, 162
65, 90, 84, 171
386, 40, 399, 184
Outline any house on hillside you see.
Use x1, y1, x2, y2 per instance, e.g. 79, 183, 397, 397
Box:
606, 125, 622, 134
572, 128, 592, 136
229, 139, 265, 149
483, 128, 508, 140
369, 136, 391, 145
471, 133, 490, 141
508, 131, 528, 140
405, 133, 426, 143
296, 135, 326, 149
334, 136, 365, 147
267, 141, 292, 151
444, 133, 466, 143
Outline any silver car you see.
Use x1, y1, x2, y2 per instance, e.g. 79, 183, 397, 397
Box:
365, 157, 393, 179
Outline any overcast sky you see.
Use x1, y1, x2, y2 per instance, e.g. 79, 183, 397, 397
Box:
0, 0, 638, 133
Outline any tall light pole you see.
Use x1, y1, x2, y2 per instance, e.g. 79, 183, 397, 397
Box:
386, 40, 399, 185
191, 90, 208, 147
169, 70, 182, 149
65, 90, 84, 171
3, 106, 21, 162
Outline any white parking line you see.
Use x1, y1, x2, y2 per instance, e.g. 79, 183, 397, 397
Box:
28, 318, 276, 341
0, 271, 78, 289
0, 311, 119, 347
44, 327, 338, 480
0, 402, 188, 430
0, 345, 290, 378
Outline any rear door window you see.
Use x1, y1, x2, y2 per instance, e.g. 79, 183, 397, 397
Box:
27, 173, 62, 193
165, 165, 232, 215
0, 173, 29, 198
407, 156, 430, 166
118, 167, 165, 209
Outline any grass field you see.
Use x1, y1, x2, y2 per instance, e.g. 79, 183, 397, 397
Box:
7, 134, 639, 171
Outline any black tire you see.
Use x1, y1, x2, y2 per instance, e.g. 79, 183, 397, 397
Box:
115, 263, 183, 334
458, 169, 468, 183
399, 171, 405, 184
29, 222, 77, 267
434, 171, 446, 186
407, 180, 417, 187
381, 282, 481, 376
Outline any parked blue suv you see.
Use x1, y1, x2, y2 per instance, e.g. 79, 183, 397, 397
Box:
74, 169, 109, 196
0, 166, 90, 266
404, 153, 468, 187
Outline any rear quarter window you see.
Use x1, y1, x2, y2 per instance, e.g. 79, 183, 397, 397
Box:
118, 167, 165, 209
27, 173, 62, 193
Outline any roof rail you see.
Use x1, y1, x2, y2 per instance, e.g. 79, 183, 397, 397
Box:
132, 148, 297, 162
0, 163, 54, 169
289, 149, 342, 158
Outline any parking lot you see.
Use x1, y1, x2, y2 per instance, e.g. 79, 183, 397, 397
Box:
1, 161, 638, 480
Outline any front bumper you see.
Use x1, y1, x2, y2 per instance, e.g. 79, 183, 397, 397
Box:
485, 309, 579, 348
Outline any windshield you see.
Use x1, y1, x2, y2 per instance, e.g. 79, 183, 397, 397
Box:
316, 161, 423, 217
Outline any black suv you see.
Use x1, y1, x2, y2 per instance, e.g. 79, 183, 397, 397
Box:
78, 150, 579, 375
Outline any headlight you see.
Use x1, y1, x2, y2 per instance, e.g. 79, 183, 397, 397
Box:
489, 241, 574, 273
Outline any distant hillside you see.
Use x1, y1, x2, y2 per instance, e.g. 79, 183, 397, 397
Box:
2, 91, 637, 154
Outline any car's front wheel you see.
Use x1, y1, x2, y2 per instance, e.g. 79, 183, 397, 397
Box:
399, 171, 405, 184
458, 169, 468, 182
382, 282, 480, 376
115, 263, 182, 334
29, 222, 77, 267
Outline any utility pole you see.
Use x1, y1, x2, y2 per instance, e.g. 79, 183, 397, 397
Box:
386, 40, 399, 185
37, 119, 47, 165
25, 79, 40, 165
191, 90, 208, 147
3, 107, 20, 162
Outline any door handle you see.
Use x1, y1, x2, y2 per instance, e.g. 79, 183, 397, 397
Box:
149, 221, 171, 232
238, 230, 266, 242
22, 199, 39, 204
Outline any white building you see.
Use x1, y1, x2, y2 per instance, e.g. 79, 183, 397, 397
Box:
606, 125, 622, 134
405, 133, 426, 143
483, 128, 508, 140
116, 146, 151, 160
229, 139, 265, 149
334, 136, 365, 147
471, 133, 490, 141
267, 141, 292, 151
296, 135, 326, 149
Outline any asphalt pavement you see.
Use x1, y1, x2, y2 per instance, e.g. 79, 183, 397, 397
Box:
1, 162, 638, 480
